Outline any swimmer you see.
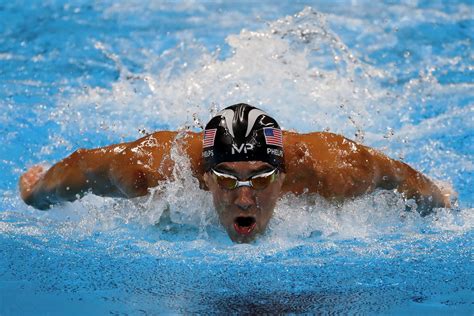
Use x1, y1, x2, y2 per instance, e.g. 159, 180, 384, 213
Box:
19, 103, 452, 243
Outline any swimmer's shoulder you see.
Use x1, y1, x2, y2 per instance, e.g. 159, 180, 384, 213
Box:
148, 130, 204, 176
283, 131, 347, 148
282, 131, 369, 166
149, 130, 202, 140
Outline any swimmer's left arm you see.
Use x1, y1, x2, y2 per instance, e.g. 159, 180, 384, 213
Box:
320, 133, 451, 211
370, 148, 451, 213
283, 132, 452, 213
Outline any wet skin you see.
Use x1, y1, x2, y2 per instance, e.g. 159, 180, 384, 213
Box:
203, 161, 286, 243
20, 131, 452, 239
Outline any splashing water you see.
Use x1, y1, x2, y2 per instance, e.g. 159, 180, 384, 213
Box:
0, 1, 473, 314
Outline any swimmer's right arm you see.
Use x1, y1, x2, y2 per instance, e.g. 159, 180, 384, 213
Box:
19, 145, 157, 210
19, 131, 200, 210
20, 147, 121, 209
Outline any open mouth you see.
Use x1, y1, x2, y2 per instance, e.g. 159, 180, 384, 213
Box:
233, 216, 257, 235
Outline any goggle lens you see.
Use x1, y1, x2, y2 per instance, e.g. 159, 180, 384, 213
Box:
250, 172, 276, 190
216, 175, 239, 190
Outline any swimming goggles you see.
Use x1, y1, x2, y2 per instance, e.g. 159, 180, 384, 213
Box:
211, 168, 278, 190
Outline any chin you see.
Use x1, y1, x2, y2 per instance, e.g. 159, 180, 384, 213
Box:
229, 232, 257, 244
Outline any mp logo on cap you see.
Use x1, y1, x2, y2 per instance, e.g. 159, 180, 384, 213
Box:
232, 143, 254, 154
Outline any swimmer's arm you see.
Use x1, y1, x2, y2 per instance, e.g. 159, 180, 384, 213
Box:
283, 132, 451, 213
371, 149, 451, 213
19, 132, 184, 210
324, 135, 451, 211
19, 146, 150, 210
19, 148, 115, 210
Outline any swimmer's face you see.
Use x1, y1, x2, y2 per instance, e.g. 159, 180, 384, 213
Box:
203, 161, 285, 243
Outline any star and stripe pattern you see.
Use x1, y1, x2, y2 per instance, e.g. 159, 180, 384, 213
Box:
263, 127, 283, 147
203, 128, 217, 148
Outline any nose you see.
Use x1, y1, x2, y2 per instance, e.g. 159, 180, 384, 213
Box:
234, 186, 255, 211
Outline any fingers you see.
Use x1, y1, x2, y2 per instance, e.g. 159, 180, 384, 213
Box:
442, 195, 452, 208
434, 180, 457, 208
21, 165, 43, 185
19, 165, 48, 201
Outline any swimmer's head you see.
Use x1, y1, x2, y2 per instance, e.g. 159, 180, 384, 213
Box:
201, 103, 285, 172
202, 103, 286, 243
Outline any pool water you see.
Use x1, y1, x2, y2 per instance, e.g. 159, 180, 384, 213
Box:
1, 1, 473, 314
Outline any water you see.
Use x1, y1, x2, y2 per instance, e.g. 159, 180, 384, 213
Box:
1, 1, 473, 314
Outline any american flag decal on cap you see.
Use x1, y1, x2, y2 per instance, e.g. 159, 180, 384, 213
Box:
203, 128, 217, 148
264, 127, 283, 147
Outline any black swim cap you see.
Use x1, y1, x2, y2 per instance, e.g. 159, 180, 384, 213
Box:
202, 103, 285, 172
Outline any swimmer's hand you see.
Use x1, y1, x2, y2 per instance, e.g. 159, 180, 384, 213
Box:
19, 164, 49, 206
436, 181, 457, 209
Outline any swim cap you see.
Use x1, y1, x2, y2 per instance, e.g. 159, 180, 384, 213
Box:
202, 103, 285, 172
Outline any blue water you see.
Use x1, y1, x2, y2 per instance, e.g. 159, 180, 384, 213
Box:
1, 1, 473, 314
